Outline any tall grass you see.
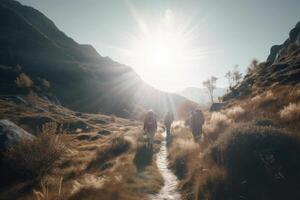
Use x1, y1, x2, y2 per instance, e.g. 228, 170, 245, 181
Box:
203, 112, 231, 141
279, 102, 300, 121
3, 132, 65, 180
173, 123, 300, 200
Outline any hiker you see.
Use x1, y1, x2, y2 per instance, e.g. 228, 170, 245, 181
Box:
185, 110, 193, 127
190, 109, 205, 143
164, 111, 174, 136
143, 110, 157, 149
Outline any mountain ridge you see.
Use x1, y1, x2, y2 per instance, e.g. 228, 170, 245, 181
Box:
0, 0, 191, 117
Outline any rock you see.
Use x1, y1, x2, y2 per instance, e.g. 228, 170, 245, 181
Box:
90, 119, 108, 124
18, 116, 56, 134
63, 121, 91, 133
74, 112, 83, 117
210, 102, 229, 112
289, 25, 300, 42
97, 130, 111, 136
0, 95, 29, 106
0, 119, 35, 152
267, 45, 282, 63
76, 134, 101, 141
76, 135, 91, 141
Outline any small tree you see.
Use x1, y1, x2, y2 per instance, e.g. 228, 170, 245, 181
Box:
203, 76, 218, 104
225, 71, 233, 88
247, 59, 259, 74
232, 65, 242, 85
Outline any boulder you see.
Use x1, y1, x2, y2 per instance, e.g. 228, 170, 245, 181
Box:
97, 130, 111, 136
0, 119, 35, 152
210, 102, 229, 112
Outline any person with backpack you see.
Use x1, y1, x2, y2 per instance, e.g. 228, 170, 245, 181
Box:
164, 111, 174, 136
190, 109, 205, 143
143, 110, 157, 149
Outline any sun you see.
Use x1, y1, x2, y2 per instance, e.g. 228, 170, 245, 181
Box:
132, 32, 185, 72
124, 9, 201, 92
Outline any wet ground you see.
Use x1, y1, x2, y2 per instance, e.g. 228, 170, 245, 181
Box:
149, 133, 181, 200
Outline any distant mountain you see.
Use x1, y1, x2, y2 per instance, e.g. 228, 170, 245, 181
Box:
0, 0, 192, 117
177, 87, 226, 107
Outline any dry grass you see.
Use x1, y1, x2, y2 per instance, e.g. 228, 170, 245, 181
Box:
3, 132, 66, 181
203, 112, 231, 142
15, 73, 33, 88
168, 133, 199, 179
88, 135, 132, 170
168, 121, 300, 200
223, 105, 245, 121
279, 102, 300, 121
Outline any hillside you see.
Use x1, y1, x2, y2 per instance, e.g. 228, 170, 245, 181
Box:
0, 93, 168, 200
166, 21, 300, 200
223, 21, 300, 102
0, 0, 190, 118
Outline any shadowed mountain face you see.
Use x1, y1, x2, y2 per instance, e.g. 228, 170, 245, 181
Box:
0, 0, 188, 117
223, 21, 300, 101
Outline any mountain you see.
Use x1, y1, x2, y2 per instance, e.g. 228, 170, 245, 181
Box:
0, 0, 191, 118
223, 21, 300, 102
219, 20, 300, 132
177, 87, 226, 107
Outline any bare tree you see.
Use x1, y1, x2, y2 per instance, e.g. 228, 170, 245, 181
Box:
225, 71, 233, 88
203, 76, 218, 104
247, 59, 259, 74
232, 65, 242, 85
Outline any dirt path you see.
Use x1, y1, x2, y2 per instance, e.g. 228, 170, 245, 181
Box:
149, 133, 181, 200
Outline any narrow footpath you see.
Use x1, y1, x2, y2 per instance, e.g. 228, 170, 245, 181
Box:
149, 132, 181, 200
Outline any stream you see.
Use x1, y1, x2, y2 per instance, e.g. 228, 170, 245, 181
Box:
149, 133, 182, 200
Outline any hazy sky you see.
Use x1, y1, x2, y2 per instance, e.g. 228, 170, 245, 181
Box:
19, 0, 300, 92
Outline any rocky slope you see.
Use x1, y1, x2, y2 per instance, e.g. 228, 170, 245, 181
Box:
0, 0, 189, 117
223, 21, 300, 101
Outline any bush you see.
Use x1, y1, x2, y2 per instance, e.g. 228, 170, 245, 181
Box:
224, 105, 245, 121
88, 136, 131, 169
168, 138, 199, 179
250, 91, 277, 108
15, 73, 33, 88
279, 102, 300, 121
203, 112, 231, 141
3, 132, 65, 181
200, 124, 300, 200
253, 118, 275, 127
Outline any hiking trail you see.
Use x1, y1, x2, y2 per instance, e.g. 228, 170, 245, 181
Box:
149, 132, 181, 200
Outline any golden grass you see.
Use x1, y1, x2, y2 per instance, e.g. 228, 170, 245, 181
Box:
279, 102, 300, 121
223, 105, 245, 121
3, 132, 66, 180
203, 112, 231, 142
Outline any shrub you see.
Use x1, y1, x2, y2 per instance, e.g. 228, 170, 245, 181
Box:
253, 118, 275, 127
200, 124, 300, 200
224, 105, 245, 121
168, 138, 199, 179
88, 136, 131, 169
15, 73, 33, 88
250, 91, 277, 108
279, 102, 300, 121
3, 133, 65, 181
203, 112, 231, 141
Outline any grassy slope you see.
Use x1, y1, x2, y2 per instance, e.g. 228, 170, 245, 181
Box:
0, 95, 164, 200
167, 85, 300, 200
